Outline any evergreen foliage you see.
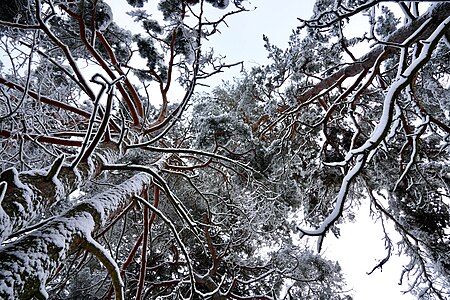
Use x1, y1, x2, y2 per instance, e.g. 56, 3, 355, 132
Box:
0, 1, 449, 299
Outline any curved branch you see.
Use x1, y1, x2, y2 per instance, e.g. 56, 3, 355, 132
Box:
134, 195, 197, 299
59, 4, 141, 126
84, 237, 124, 300
298, 154, 366, 252
295, 3, 450, 104
35, 0, 96, 100
0, 76, 91, 118
0, 172, 151, 299
299, 12, 450, 252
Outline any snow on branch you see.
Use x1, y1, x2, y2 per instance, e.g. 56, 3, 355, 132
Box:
294, 2, 450, 104
0, 143, 122, 244
298, 10, 450, 253
0, 172, 151, 300
298, 154, 366, 252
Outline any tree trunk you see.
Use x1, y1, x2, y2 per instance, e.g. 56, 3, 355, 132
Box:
0, 170, 151, 300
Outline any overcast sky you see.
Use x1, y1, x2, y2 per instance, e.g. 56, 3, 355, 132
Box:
108, 1, 416, 299
191, 2, 416, 297
200, 0, 315, 86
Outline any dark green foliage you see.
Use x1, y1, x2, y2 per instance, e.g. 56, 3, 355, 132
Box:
205, 0, 229, 9
2, 1, 449, 300
376, 6, 400, 38
0, 0, 32, 23
125, 0, 148, 8
143, 19, 163, 35
134, 35, 164, 70
158, 0, 183, 20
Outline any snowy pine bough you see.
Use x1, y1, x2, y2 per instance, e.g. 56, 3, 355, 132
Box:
0, 0, 449, 299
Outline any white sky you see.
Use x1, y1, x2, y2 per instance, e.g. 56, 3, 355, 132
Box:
193, 3, 417, 298
108, 1, 417, 299
200, 0, 315, 87
321, 199, 415, 300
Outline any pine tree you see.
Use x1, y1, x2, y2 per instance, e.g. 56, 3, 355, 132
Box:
0, 1, 449, 299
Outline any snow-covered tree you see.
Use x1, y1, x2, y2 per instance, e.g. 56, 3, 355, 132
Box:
206, 1, 450, 298
0, 0, 347, 299
0, 0, 449, 299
